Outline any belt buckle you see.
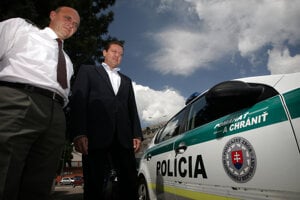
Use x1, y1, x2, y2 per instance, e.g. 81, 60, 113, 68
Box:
52, 92, 64, 106
52, 92, 57, 100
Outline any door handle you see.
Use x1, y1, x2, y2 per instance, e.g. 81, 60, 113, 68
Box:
146, 154, 152, 161
175, 142, 187, 155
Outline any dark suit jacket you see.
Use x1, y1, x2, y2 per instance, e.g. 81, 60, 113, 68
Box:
69, 64, 143, 149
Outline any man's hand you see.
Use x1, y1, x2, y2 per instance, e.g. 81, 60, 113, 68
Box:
73, 136, 88, 155
133, 138, 142, 153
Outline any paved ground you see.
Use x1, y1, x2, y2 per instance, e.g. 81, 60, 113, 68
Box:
50, 185, 84, 200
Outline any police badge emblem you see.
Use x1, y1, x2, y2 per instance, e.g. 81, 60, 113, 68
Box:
222, 137, 256, 183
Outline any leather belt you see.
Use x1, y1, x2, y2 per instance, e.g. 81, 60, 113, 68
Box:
0, 81, 64, 106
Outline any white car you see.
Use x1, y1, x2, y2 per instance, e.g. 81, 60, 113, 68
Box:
59, 177, 74, 185
137, 72, 300, 200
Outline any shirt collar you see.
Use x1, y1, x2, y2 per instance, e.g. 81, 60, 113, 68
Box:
102, 62, 120, 73
42, 27, 62, 41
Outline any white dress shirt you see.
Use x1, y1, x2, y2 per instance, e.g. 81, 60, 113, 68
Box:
102, 62, 121, 95
0, 18, 74, 100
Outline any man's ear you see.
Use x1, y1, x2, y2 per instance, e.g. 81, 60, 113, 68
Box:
49, 11, 56, 21
102, 50, 107, 57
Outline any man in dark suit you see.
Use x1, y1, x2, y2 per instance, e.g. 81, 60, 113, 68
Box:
70, 40, 143, 200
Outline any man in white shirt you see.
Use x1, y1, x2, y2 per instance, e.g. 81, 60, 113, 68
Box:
0, 6, 80, 200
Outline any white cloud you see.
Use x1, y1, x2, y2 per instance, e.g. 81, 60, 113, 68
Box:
267, 47, 300, 74
148, 29, 233, 76
147, 0, 300, 75
132, 82, 185, 127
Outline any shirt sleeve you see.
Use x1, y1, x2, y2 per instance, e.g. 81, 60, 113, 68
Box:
0, 18, 29, 60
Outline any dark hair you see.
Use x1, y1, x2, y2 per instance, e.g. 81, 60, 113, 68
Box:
104, 40, 124, 51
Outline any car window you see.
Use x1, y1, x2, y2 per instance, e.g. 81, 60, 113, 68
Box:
155, 110, 186, 143
187, 95, 209, 130
187, 82, 278, 131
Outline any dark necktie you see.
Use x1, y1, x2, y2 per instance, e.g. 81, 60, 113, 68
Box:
56, 38, 68, 89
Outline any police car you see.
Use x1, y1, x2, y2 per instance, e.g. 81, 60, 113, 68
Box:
137, 72, 300, 200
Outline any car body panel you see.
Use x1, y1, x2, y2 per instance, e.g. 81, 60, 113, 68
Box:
282, 88, 300, 148
72, 176, 84, 187
138, 72, 300, 200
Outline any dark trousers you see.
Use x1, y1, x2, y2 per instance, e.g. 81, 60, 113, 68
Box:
83, 140, 138, 200
0, 86, 66, 200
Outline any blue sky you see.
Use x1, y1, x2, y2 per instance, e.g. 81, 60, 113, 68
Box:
107, 0, 300, 128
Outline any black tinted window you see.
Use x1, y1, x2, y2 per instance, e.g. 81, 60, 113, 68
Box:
155, 110, 186, 143
187, 81, 278, 131
187, 96, 210, 130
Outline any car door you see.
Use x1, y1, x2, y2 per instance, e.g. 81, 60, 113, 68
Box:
173, 81, 300, 199
143, 109, 187, 200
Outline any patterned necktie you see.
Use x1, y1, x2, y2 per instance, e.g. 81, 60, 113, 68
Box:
56, 38, 68, 89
